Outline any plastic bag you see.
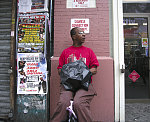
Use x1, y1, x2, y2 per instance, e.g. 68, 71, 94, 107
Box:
60, 60, 92, 92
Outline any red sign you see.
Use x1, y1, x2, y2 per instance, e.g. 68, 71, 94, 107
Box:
128, 70, 140, 82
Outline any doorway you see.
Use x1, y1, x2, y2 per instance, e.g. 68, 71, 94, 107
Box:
124, 17, 149, 99
123, 2, 150, 121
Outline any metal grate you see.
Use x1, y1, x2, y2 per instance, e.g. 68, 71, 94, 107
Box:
0, 0, 12, 119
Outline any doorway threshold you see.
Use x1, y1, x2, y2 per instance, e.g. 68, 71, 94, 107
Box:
126, 99, 150, 103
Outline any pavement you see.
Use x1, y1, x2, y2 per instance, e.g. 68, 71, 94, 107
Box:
126, 102, 150, 122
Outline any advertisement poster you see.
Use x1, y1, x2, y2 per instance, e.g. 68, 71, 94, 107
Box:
18, 0, 48, 13
72, 0, 89, 8
17, 14, 46, 53
142, 38, 148, 47
71, 19, 89, 33
17, 53, 47, 94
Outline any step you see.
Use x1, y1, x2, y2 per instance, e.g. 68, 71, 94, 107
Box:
0, 24, 11, 29
0, 13, 11, 18
0, 18, 11, 24
0, 35, 11, 40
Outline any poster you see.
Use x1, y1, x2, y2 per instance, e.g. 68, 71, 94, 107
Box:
17, 14, 46, 53
71, 19, 89, 33
18, 0, 48, 13
17, 53, 47, 94
72, 0, 89, 8
142, 38, 148, 47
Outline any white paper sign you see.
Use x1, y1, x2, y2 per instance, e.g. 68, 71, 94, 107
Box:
71, 19, 89, 33
72, 0, 89, 8
18, 0, 32, 13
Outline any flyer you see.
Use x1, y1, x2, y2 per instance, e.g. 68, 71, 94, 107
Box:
18, 0, 48, 13
142, 38, 148, 47
17, 14, 46, 53
17, 53, 47, 94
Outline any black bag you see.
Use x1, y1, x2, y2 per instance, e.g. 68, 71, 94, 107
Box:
60, 60, 92, 92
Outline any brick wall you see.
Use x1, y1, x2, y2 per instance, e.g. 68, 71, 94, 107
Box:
50, 0, 114, 121
54, 0, 110, 57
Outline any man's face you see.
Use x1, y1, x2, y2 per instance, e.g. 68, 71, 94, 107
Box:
74, 28, 85, 44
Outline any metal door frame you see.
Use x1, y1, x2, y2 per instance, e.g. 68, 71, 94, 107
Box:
112, 0, 125, 121
113, 0, 150, 121
9, 0, 16, 120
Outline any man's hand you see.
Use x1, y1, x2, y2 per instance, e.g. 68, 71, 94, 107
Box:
58, 69, 61, 75
90, 67, 97, 75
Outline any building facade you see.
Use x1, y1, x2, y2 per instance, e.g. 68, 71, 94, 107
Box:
50, 0, 114, 121
0, 0, 150, 122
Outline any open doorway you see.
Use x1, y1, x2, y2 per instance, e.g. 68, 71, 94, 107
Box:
123, 2, 150, 121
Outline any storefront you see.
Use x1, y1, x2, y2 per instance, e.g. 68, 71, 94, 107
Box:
114, 0, 150, 121
0, 0, 150, 122
123, 1, 150, 121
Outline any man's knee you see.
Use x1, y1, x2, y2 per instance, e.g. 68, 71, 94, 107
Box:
58, 98, 70, 108
74, 99, 88, 110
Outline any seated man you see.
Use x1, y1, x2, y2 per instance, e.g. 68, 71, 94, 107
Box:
51, 27, 99, 122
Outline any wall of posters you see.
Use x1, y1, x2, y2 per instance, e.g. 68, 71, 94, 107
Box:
17, 53, 47, 94
17, 14, 46, 53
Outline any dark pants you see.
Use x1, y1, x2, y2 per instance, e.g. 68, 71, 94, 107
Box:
51, 84, 97, 122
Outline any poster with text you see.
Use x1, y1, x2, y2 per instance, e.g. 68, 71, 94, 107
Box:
17, 14, 46, 53
71, 19, 89, 33
18, 0, 48, 13
142, 38, 148, 47
72, 0, 89, 8
17, 53, 47, 94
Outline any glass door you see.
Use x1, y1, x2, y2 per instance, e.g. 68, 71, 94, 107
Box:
123, 1, 150, 122
124, 17, 149, 99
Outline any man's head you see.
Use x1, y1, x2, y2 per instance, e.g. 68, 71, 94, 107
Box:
70, 27, 85, 46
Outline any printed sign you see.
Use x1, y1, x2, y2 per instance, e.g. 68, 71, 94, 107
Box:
17, 14, 46, 53
17, 53, 47, 94
72, 0, 89, 8
128, 70, 140, 82
71, 19, 89, 33
142, 38, 148, 47
18, 0, 48, 13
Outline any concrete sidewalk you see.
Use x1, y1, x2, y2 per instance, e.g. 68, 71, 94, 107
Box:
126, 102, 150, 122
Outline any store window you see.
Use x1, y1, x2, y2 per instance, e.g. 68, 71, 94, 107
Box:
123, 3, 150, 13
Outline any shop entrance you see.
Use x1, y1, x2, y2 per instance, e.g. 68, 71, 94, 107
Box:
123, 2, 150, 121
124, 17, 149, 99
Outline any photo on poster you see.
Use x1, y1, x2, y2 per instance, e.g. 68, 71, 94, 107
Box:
17, 53, 47, 94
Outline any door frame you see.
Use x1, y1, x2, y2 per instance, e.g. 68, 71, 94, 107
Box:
112, 0, 125, 121
113, 0, 150, 121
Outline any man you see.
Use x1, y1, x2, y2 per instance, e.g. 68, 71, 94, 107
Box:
38, 76, 47, 93
51, 27, 99, 122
